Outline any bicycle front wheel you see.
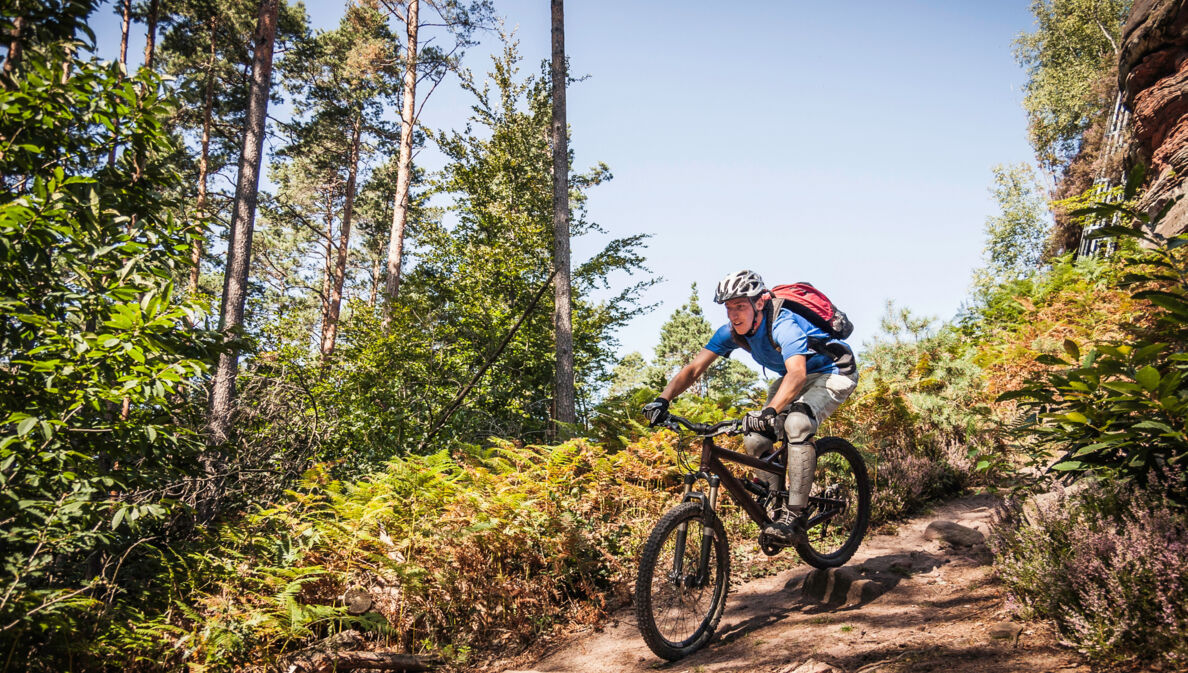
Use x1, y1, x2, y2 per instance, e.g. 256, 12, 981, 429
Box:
794, 437, 871, 569
634, 501, 730, 661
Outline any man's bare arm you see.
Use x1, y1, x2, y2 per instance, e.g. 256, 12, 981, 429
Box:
659, 348, 719, 401
767, 354, 807, 411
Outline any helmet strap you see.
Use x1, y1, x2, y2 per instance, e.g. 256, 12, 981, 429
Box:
744, 297, 763, 337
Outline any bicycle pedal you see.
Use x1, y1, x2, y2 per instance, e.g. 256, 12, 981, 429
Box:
756, 531, 787, 556
763, 519, 806, 547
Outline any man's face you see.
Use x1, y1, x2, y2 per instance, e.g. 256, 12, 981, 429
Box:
725, 297, 757, 334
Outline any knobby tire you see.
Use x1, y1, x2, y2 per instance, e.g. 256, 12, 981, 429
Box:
634, 501, 730, 661
794, 436, 871, 569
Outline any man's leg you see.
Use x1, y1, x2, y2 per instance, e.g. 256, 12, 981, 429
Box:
763, 371, 858, 544
783, 401, 818, 510
783, 371, 859, 511
744, 376, 783, 491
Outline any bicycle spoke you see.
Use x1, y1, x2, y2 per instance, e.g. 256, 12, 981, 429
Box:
649, 517, 719, 645
793, 439, 871, 569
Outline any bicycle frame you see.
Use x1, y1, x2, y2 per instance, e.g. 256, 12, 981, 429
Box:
679, 432, 849, 539
681, 435, 784, 527
667, 434, 783, 588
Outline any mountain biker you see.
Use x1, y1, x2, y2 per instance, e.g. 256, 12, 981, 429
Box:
642, 270, 859, 545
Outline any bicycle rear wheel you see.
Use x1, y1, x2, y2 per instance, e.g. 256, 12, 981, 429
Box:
634, 501, 729, 660
794, 437, 871, 569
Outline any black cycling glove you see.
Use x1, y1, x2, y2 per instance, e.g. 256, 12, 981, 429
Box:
642, 397, 670, 426
742, 406, 778, 437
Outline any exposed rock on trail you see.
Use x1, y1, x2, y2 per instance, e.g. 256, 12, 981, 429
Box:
495, 494, 1089, 673
922, 520, 986, 548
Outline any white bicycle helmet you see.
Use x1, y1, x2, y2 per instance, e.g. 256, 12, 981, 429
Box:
713, 270, 767, 304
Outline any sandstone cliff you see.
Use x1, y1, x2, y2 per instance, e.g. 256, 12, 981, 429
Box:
1119, 0, 1188, 237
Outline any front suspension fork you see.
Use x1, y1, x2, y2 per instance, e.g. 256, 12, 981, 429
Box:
673, 472, 720, 585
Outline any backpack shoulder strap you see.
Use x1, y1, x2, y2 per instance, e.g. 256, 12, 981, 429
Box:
769, 298, 834, 363
730, 301, 779, 353
766, 298, 783, 352
730, 329, 751, 352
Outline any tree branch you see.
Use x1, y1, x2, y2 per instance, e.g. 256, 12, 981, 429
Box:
415, 269, 557, 452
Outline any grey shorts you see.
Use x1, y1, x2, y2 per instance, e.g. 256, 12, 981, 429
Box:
765, 370, 858, 434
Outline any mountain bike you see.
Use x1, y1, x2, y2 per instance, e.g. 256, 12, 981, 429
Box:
634, 413, 871, 660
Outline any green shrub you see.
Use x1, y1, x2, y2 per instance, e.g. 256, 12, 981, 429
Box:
992, 480, 1188, 668
1003, 215, 1188, 502
0, 10, 220, 660
88, 437, 680, 668
826, 306, 1000, 522
990, 197, 1188, 667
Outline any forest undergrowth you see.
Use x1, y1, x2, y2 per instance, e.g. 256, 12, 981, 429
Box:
72, 249, 1151, 672
11, 231, 1183, 673
6, 0, 1188, 670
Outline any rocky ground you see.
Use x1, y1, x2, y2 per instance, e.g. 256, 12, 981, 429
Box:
489, 494, 1097, 673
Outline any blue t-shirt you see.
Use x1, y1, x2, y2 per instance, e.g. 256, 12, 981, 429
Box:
706, 308, 850, 376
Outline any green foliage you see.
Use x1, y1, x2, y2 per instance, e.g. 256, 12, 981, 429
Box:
607, 351, 648, 398
89, 437, 681, 668
0, 4, 220, 658
403, 39, 650, 441
829, 303, 996, 521
1014, 0, 1131, 172
972, 163, 1051, 295
1003, 206, 1188, 501
646, 284, 757, 402
649, 284, 712, 389
232, 41, 653, 471
260, 0, 402, 354
962, 251, 1121, 340
158, 0, 310, 299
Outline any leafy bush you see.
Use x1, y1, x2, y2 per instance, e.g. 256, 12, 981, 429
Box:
992, 480, 1188, 668
0, 10, 220, 658
989, 198, 1188, 666
88, 436, 681, 668
826, 305, 998, 522
965, 251, 1140, 401
1003, 215, 1188, 501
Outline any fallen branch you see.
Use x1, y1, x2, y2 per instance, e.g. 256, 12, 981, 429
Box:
275, 630, 442, 673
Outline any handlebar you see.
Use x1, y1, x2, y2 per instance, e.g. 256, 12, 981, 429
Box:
657, 414, 741, 438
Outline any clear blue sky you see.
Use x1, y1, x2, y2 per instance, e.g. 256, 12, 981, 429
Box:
95, 0, 1041, 371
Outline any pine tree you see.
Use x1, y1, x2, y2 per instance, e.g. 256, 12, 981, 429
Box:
158, 0, 307, 296
608, 351, 648, 397
414, 39, 649, 441
208, 0, 281, 453
276, 0, 401, 356
380, 0, 494, 309
649, 284, 758, 401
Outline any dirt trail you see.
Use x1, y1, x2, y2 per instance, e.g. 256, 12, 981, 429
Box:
495, 494, 1088, 673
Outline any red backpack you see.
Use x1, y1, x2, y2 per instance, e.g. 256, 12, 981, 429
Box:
770, 283, 853, 340
731, 282, 854, 355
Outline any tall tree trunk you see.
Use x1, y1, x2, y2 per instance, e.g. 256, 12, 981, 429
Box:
321, 112, 364, 356
208, 0, 280, 448
191, 18, 217, 295
1, 15, 23, 89
320, 198, 334, 348
550, 0, 574, 427
118, 0, 131, 71
382, 0, 419, 317
142, 0, 160, 70
369, 252, 382, 307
